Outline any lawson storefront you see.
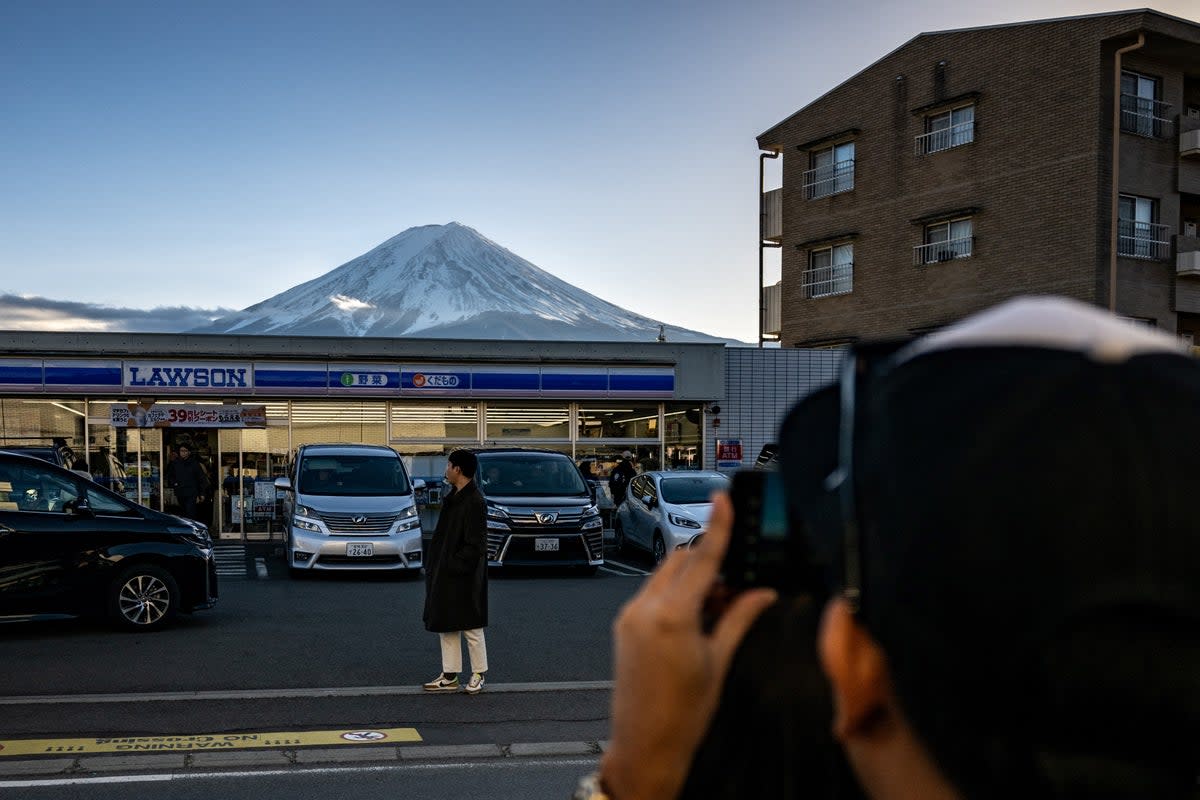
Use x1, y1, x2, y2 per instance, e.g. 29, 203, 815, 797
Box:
0, 331, 724, 540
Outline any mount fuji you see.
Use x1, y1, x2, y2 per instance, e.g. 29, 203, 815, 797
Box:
189, 223, 732, 342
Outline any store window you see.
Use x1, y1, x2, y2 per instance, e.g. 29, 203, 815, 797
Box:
390, 402, 479, 440
0, 399, 87, 466
291, 401, 388, 448
577, 405, 660, 439
663, 404, 702, 470
484, 404, 570, 441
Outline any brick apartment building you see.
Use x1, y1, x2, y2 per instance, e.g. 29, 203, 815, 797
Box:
757, 9, 1200, 347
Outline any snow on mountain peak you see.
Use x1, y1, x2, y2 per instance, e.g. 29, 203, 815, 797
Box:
190, 223, 731, 342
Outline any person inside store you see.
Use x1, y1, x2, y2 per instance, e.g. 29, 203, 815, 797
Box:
607, 451, 637, 508
166, 444, 210, 523
578, 297, 1200, 800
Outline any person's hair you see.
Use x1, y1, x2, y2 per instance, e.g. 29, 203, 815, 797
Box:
781, 299, 1200, 798
448, 449, 478, 479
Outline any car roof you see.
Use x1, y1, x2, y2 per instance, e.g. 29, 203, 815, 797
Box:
470, 447, 574, 457
299, 444, 399, 457
644, 470, 729, 480
0, 448, 59, 463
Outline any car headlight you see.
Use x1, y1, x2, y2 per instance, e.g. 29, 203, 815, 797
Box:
668, 513, 703, 529
294, 516, 323, 533
486, 504, 510, 520
394, 505, 420, 531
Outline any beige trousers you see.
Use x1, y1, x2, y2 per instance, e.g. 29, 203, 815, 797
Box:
439, 628, 488, 674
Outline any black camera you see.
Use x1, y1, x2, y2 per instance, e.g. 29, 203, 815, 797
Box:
723, 469, 811, 595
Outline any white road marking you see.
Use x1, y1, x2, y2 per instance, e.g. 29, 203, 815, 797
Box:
600, 558, 649, 576
0, 681, 614, 705
0, 757, 600, 788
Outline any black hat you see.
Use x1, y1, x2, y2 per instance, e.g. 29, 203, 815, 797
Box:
779, 297, 1200, 795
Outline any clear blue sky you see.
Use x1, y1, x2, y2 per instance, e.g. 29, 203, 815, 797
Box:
2, 0, 1195, 341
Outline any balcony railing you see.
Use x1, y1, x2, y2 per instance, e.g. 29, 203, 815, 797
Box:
1118, 219, 1171, 260
914, 121, 975, 155
1120, 94, 1174, 139
802, 262, 853, 298
803, 159, 855, 199
913, 236, 974, 265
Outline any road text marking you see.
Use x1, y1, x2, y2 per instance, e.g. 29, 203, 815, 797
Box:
0, 728, 421, 758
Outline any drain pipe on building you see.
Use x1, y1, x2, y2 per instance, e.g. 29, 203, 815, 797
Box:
1110, 32, 1145, 312
759, 149, 781, 347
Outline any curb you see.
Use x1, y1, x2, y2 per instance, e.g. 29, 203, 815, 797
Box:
0, 740, 610, 779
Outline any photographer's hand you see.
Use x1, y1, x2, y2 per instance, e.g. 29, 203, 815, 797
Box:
600, 493, 777, 800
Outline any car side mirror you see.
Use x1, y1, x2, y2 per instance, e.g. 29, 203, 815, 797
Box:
642, 494, 654, 507
66, 497, 95, 518
412, 478, 426, 491
274, 476, 293, 492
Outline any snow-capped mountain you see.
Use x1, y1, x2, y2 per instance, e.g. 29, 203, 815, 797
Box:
188, 223, 732, 342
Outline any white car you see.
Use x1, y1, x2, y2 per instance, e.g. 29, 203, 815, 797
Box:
613, 470, 729, 563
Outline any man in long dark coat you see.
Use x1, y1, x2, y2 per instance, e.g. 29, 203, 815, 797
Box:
422, 449, 489, 694
166, 444, 210, 522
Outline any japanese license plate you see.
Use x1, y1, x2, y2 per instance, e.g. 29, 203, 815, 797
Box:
346, 543, 374, 557
534, 538, 560, 552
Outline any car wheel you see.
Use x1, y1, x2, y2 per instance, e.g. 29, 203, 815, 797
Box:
652, 533, 666, 565
108, 565, 178, 631
612, 519, 626, 555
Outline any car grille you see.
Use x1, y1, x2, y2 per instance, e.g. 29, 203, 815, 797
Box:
584, 529, 604, 560
487, 531, 507, 560
504, 508, 586, 530
318, 554, 404, 565
501, 534, 591, 563
318, 512, 400, 534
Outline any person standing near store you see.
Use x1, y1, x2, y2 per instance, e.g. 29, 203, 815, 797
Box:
423, 449, 489, 695
608, 450, 637, 508
166, 444, 210, 522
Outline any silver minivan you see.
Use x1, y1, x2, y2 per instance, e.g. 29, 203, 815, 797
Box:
275, 444, 424, 576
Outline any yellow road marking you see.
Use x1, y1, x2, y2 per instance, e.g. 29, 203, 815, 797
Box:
0, 727, 421, 757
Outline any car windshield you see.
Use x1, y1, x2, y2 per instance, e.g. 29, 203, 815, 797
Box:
659, 475, 728, 505
298, 454, 411, 496
477, 454, 588, 496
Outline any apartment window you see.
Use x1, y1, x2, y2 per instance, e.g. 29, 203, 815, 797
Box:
803, 142, 854, 199
914, 218, 974, 265
1118, 194, 1169, 260
1120, 70, 1172, 139
916, 104, 975, 155
804, 243, 853, 298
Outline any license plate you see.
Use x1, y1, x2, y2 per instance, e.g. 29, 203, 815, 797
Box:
346, 543, 374, 557
534, 538, 559, 552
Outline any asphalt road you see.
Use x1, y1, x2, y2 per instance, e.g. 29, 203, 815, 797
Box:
0, 550, 658, 752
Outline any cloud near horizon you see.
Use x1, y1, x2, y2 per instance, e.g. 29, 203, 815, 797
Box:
0, 294, 234, 333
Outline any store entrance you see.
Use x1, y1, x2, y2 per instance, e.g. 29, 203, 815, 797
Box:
163, 429, 219, 532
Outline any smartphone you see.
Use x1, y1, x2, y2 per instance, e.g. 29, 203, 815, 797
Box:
723, 469, 802, 593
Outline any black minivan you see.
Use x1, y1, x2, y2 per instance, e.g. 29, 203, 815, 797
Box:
473, 448, 604, 572
0, 451, 218, 631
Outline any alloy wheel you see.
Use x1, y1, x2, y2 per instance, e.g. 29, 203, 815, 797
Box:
117, 573, 172, 626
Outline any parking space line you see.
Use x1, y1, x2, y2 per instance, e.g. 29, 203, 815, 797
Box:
600, 559, 649, 576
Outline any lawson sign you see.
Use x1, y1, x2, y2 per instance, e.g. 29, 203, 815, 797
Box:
124, 362, 253, 392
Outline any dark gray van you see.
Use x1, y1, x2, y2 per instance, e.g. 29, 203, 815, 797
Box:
472, 448, 603, 573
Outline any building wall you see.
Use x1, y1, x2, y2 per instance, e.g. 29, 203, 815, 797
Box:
707, 347, 842, 472
758, 11, 1200, 345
